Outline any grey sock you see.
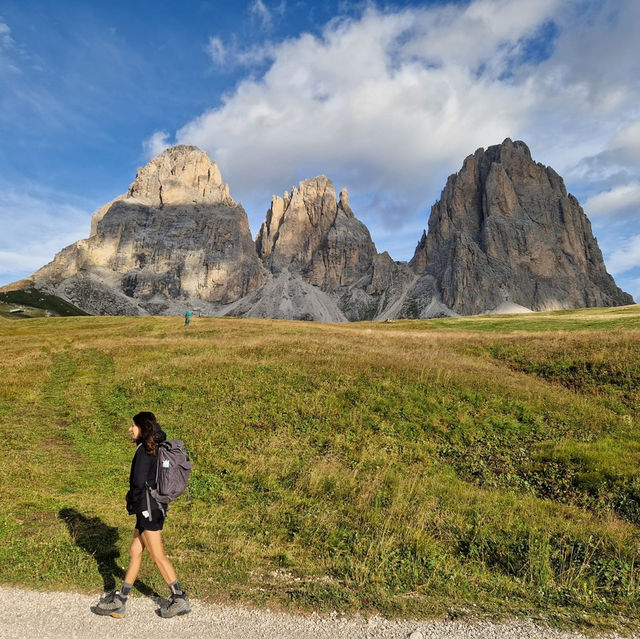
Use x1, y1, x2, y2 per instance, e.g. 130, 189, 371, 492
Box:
168, 580, 183, 595
120, 582, 133, 598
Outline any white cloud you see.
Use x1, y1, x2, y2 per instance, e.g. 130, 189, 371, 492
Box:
143, 130, 171, 160
402, 0, 561, 75
605, 235, 640, 276
542, 1, 640, 104
0, 19, 14, 49
0, 17, 20, 73
584, 183, 640, 219
568, 119, 640, 188
249, 0, 285, 31
206, 2, 288, 69
619, 276, 640, 304
207, 36, 226, 66
250, 0, 273, 30
0, 247, 65, 274
0, 185, 92, 284
205, 36, 275, 69
610, 120, 640, 164
521, 1, 640, 177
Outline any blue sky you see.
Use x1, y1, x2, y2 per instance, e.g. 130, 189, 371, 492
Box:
1, 0, 639, 302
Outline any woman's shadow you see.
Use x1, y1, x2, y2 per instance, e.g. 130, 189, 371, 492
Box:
59, 508, 161, 605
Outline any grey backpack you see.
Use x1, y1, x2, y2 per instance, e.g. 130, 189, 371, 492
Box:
149, 440, 193, 506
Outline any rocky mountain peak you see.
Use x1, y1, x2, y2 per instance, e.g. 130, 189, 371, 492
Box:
90, 146, 234, 236
256, 176, 339, 267
485, 137, 532, 161
26, 145, 265, 314
127, 145, 233, 207
256, 176, 378, 292
410, 138, 633, 315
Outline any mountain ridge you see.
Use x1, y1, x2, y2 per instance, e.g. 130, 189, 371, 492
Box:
4, 141, 633, 319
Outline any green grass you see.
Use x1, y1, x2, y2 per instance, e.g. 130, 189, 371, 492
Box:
1, 306, 639, 633
0, 288, 88, 319
369, 305, 640, 333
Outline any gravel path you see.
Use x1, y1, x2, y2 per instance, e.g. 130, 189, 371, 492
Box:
0, 586, 632, 639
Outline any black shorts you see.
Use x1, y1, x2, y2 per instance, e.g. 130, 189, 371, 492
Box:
135, 510, 165, 532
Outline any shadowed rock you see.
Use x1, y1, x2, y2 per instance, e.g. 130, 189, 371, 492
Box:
409, 138, 633, 315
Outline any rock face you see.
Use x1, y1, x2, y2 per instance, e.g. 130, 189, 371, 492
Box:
29, 146, 265, 315
408, 139, 633, 316
254, 176, 411, 320
257, 178, 376, 290
6, 141, 633, 320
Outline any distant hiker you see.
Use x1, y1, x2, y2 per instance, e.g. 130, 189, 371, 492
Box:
94, 411, 191, 619
184, 310, 191, 326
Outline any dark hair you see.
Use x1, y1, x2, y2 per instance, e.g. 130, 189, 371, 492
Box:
133, 411, 159, 456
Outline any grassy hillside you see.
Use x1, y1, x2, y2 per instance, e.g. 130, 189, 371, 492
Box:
0, 288, 88, 319
1, 307, 639, 632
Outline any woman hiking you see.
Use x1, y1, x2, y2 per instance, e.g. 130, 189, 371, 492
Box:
95, 411, 191, 618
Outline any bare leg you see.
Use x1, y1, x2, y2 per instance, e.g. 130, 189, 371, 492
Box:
140, 529, 178, 585
123, 529, 145, 585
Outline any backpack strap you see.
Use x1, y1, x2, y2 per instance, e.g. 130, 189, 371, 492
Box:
145, 482, 153, 522
154, 441, 163, 486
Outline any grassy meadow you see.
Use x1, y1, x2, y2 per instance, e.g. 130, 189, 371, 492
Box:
1, 306, 639, 632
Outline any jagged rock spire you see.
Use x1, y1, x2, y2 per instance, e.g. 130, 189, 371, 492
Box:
256, 176, 377, 291
410, 138, 633, 314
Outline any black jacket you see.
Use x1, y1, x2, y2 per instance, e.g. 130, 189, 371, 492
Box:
126, 428, 167, 515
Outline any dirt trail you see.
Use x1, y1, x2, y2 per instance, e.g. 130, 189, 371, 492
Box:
0, 586, 631, 639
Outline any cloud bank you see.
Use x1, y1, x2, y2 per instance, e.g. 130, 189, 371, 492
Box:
177, 2, 561, 203
584, 183, 640, 220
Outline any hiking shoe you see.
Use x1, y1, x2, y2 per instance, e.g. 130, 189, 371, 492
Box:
160, 592, 191, 618
94, 590, 127, 618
